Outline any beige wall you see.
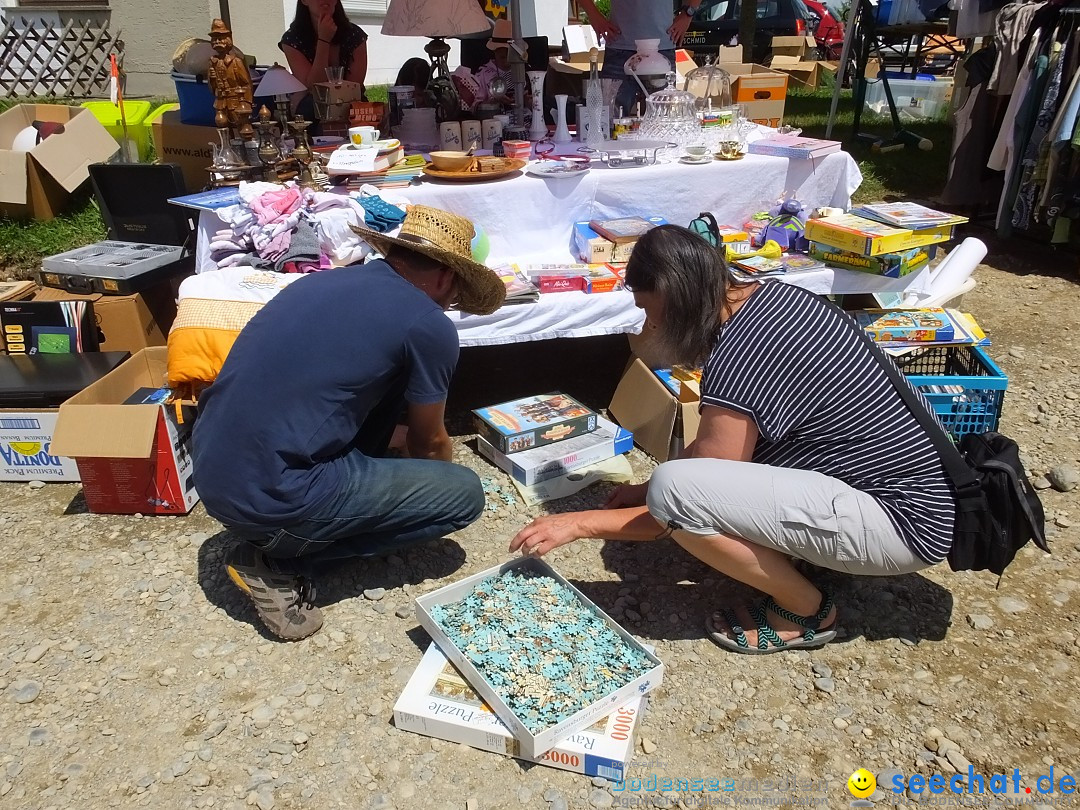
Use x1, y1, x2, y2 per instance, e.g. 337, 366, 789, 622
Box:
109, 0, 288, 97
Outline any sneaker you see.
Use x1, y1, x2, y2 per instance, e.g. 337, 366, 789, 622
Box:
224, 543, 323, 641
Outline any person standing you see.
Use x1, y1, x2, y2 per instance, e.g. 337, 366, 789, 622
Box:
579, 0, 703, 113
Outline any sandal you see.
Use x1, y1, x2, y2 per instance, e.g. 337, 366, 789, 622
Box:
705, 589, 838, 655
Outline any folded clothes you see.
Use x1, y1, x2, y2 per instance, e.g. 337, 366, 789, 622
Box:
274, 219, 322, 273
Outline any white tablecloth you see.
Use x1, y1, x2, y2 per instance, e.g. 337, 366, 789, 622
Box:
193, 149, 930, 347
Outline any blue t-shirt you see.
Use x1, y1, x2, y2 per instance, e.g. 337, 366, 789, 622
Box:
192, 261, 459, 530
610, 0, 676, 52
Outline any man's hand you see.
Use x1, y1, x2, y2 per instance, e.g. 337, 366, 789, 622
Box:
668, 12, 694, 46
591, 16, 620, 42
317, 13, 337, 41
406, 401, 453, 462
604, 482, 649, 509
510, 513, 586, 558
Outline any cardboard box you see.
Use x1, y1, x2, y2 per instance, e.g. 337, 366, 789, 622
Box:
393, 642, 646, 781
609, 357, 701, 463
728, 64, 789, 103
572, 222, 615, 264
474, 393, 598, 454
0, 409, 80, 482
0, 104, 119, 221
150, 110, 215, 193
414, 556, 664, 759
33, 284, 178, 355
742, 99, 786, 127
477, 415, 633, 486
771, 35, 818, 60
49, 347, 199, 515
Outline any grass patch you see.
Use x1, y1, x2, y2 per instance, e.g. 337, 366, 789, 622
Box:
783, 86, 953, 203
0, 194, 105, 280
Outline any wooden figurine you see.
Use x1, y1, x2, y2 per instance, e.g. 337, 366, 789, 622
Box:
207, 18, 254, 141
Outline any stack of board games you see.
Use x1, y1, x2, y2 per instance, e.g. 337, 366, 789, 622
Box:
805, 211, 962, 258
474, 393, 598, 455
393, 641, 647, 780
573, 217, 667, 264
474, 394, 635, 490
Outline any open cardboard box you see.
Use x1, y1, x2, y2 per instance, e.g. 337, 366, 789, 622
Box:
0, 104, 118, 221
49, 347, 199, 515
770, 37, 831, 90
0, 408, 81, 482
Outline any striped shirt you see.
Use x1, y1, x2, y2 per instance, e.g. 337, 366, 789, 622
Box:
701, 283, 955, 563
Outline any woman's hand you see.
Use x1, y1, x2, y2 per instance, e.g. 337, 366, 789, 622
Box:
317, 13, 337, 42
604, 482, 649, 510
510, 513, 587, 558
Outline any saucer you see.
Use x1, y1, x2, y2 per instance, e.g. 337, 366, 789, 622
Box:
680, 154, 713, 165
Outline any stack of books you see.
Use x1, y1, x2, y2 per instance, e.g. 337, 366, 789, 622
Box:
573, 216, 667, 264
473, 393, 633, 487
728, 252, 827, 280
343, 152, 425, 190
515, 263, 624, 295
806, 203, 967, 277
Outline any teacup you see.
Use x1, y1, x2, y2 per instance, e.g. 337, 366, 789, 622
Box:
685, 145, 709, 158
349, 126, 379, 146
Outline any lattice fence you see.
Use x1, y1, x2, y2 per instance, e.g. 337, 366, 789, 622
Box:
0, 16, 123, 98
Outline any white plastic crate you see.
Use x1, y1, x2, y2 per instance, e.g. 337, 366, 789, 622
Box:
864, 77, 952, 120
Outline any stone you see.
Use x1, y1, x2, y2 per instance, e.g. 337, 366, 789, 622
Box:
363, 588, 386, 601
203, 720, 228, 740
641, 738, 657, 754
996, 596, 1029, 614
1048, 464, 1079, 492
814, 677, 835, 694
10, 680, 41, 704
23, 644, 49, 664
1032, 476, 1053, 490
589, 788, 614, 808
967, 614, 995, 631
394, 606, 412, 619
190, 772, 211, 788
27, 480, 46, 490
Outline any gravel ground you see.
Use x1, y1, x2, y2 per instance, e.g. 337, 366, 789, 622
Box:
1, 251, 1079, 810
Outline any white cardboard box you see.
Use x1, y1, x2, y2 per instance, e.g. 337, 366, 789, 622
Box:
477, 415, 633, 486
394, 643, 646, 780
0, 409, 80, 482
414, 557, 664, 759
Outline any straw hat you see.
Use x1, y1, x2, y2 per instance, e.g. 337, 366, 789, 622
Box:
487, 18, 523, 54
351, 206, 505, 315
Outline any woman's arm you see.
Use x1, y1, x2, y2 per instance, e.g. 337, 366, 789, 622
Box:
510, 506, 662, 558
689, 405, 758, 462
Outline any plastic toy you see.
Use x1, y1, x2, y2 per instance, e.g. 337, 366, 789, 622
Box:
726, 239, 781, 264
758, 197, 810, 252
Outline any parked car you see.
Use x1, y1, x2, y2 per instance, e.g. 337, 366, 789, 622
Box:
802, 0, 845, 60
678, 0, 816, 64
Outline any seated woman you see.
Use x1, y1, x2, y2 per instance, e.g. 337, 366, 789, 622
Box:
510, 226, 957, 655
280, 0, 368, 122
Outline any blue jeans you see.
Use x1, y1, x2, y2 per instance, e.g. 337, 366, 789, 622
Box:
601, 47, 677, 117
241, 450, 485, 565
232, 380, 485, 564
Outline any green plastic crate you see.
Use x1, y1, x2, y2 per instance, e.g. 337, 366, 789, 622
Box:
81, 100, 154, 161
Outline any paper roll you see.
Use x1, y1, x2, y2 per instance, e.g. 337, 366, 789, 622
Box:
922, 237, 986, 303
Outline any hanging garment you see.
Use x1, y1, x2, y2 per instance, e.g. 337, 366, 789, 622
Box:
942, 45, 1006, 209
1012, 41, 1065, 229
989, 1, 1048, 95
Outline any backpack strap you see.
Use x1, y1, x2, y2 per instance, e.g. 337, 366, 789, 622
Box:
840, 313, 982, 497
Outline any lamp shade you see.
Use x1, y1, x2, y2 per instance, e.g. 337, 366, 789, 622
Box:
253, 64, 306, 96
383, 0, 491, 38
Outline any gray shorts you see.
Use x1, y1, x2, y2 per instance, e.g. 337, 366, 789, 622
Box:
646, 459, 931, 576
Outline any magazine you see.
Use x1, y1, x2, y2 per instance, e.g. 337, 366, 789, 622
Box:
493, 264, 540, 305
732, 253, 827, 276
851, 202, 968, 230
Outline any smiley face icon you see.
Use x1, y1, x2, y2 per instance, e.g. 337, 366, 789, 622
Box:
848, 769, 877, 800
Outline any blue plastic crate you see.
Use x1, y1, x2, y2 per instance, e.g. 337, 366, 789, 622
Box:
172, 71, 216, 127
898, 346, 1007, 441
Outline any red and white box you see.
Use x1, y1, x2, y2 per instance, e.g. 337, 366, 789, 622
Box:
50, 347, 199, 515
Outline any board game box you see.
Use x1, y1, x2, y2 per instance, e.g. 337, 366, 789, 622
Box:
804, 213, 956, 257
810, 242, 931, 278
473, 393, 598, 454
393, 642, 647, 781
854, 308, 955, 342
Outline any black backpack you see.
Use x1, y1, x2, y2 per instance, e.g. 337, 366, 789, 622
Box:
853, 326, 1049, 579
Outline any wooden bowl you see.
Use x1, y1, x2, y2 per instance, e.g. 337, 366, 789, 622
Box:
429, 151, 475, 171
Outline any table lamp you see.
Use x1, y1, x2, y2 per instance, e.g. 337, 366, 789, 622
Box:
253, 64, 307, 133
383, 0, 491, 123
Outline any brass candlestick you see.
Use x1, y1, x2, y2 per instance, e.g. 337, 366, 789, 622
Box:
254, 106, 281, 182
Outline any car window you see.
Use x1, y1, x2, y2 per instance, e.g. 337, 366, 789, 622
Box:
694, 0, 801, 21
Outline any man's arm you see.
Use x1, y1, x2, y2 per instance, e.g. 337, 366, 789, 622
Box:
577, 0, 620, 41
406, 400, 453, 462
